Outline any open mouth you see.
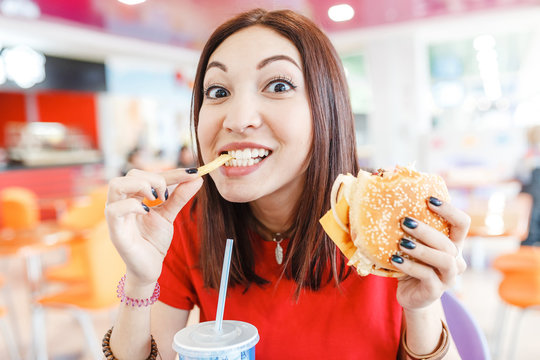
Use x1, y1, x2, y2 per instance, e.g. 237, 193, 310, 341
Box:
221, 148, 271, 167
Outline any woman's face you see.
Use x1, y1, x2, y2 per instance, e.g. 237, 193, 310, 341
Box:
197, 26, 312, 204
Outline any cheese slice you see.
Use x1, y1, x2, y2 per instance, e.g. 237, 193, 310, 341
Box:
319, 196, 357, 260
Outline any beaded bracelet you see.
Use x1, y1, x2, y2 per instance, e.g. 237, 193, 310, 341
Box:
401, 320, 450, 360
117, 274, 160, 307
102, 327, 159, 360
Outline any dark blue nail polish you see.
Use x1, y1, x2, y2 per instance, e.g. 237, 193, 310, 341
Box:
429, 196, 442, 206
391, 254, 404, 264
400, 238, 416, 250
151, 187, 158, 200
164, 188, 169, 200
403, 217, 418, 229
186, 167, 198, 174
142, 203, 150, 212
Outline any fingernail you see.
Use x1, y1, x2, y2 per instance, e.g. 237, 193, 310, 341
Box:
142, 203, 150, 212
151, 187, 158, 200
400, 238, 416, 250
429, 196, 442, 206
186, 167, 198, 174
403, 217, 418, 229
391, 254, 404, 264
164, 188, 169, 200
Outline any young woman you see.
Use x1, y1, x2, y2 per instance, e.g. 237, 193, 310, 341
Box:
105, 8, 469, 360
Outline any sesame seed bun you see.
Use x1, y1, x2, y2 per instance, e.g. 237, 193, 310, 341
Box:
332, 166, 450, 277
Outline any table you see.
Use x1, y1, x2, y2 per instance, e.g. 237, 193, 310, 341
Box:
0, 221, 75, 360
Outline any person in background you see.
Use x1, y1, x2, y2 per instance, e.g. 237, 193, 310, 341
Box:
120, 146, 145, 176
176, 144, 196, 168
517, 125, 540, 246
104, 8, 469, 359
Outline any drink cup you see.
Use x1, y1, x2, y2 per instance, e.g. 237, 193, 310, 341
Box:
173, 320, 259, 360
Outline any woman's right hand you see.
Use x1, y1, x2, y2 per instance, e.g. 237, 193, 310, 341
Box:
105, 168, 203, 287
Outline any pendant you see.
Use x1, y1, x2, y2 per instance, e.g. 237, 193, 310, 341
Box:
275, 242, 283, 265
272, 232, 284, 265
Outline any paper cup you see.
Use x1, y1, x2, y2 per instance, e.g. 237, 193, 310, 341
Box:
173, 320, 259, 360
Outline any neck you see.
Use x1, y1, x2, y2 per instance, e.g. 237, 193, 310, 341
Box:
249, 172, 305, 240
250, 198, 294, 241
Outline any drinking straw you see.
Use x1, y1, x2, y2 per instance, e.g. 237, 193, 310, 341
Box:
214, 238, 234, 333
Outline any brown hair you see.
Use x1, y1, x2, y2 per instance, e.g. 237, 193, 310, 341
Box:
191, 8, 358, 294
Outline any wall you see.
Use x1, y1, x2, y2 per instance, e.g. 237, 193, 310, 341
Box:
0, 92, 26, 148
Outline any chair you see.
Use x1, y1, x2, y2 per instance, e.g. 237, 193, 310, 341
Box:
441, 291, 491, 360
0, 276, 22, 360
34, 220, 125, 360
44, 185, 108, 284
0, 187, 40, 230
490, 246, 540, 360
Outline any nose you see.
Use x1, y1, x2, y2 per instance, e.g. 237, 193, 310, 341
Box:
222, 94, 262, 133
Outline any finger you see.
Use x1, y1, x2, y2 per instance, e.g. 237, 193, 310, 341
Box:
126, 169, 170, 201
159, 167, 200, 186
391, 254, 442, 291
108, 174, 163, 203
401, 217, 457, 256
426, 197, 471, 246
105, 198, 150, 221
158, 177, 204, 223
398, 239, 458, 284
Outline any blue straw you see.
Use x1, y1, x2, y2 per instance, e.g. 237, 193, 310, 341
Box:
214, 238, 234, 333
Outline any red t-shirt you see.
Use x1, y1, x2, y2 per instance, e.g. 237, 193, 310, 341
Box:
159, 202, 403, 359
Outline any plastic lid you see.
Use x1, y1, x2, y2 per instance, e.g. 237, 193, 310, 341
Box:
173, 320, 259, 357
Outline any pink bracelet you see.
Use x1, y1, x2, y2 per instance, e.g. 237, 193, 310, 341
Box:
116, 274, 160, 307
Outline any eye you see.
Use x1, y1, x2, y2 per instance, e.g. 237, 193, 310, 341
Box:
205, 86, 230, 99
264, 78, 296, 93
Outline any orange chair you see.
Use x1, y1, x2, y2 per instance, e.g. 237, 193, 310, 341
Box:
35, 220, 125, 359
0, 187, 39, 230
44, 185, 108, 284
491, 246, 540, 360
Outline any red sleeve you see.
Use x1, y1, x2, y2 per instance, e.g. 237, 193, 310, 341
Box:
158, 200, 200, 310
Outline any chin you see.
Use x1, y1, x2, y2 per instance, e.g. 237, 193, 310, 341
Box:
212, 181, 259, 203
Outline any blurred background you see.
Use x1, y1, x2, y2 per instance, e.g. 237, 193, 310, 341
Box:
1, 0, 540, 359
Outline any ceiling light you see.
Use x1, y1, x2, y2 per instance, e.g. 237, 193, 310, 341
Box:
328, 4, 355, 22
117, 0, 147, 5
2, 45, 46, 88
0, 0, 40, 18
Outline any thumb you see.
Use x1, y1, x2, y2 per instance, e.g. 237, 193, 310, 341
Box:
158, 177, 204, 222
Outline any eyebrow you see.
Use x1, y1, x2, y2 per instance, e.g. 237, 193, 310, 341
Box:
205, 55, 301, 73
206, 61, 227, 72
257, 55, 301, 70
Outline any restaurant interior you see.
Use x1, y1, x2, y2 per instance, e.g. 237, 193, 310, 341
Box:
1, 0, 540, 359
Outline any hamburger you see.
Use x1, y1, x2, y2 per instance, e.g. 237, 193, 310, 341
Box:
320, 165, 450, 277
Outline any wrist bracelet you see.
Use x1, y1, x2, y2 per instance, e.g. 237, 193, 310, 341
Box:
102, 327, 159, 360
401, 320, 450, 360
117, 274, 160, 307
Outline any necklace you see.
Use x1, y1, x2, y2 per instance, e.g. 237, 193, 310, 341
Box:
251, 217, 288, 265
271, 232, 285, 265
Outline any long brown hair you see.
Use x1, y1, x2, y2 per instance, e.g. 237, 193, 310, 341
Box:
191, 8, 358, 294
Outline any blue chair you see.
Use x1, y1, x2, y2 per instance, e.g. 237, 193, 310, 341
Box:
441, 291, 491, 360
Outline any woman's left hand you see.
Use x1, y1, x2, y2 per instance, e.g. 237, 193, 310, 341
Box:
392, 197, 470, 310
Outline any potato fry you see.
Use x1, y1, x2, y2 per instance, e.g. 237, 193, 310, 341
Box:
197, 154, 233, 175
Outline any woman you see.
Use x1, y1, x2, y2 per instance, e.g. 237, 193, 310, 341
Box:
105, 8, 469, 360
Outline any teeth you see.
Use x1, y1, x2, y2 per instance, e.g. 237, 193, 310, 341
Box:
226, 148, 269, 162
223, 148, 270, 167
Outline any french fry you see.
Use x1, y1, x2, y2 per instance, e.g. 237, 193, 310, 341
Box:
197, 154, 233, 175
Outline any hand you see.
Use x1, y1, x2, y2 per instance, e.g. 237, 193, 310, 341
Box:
392, 197, 470, 310
105, 168, 203, 287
